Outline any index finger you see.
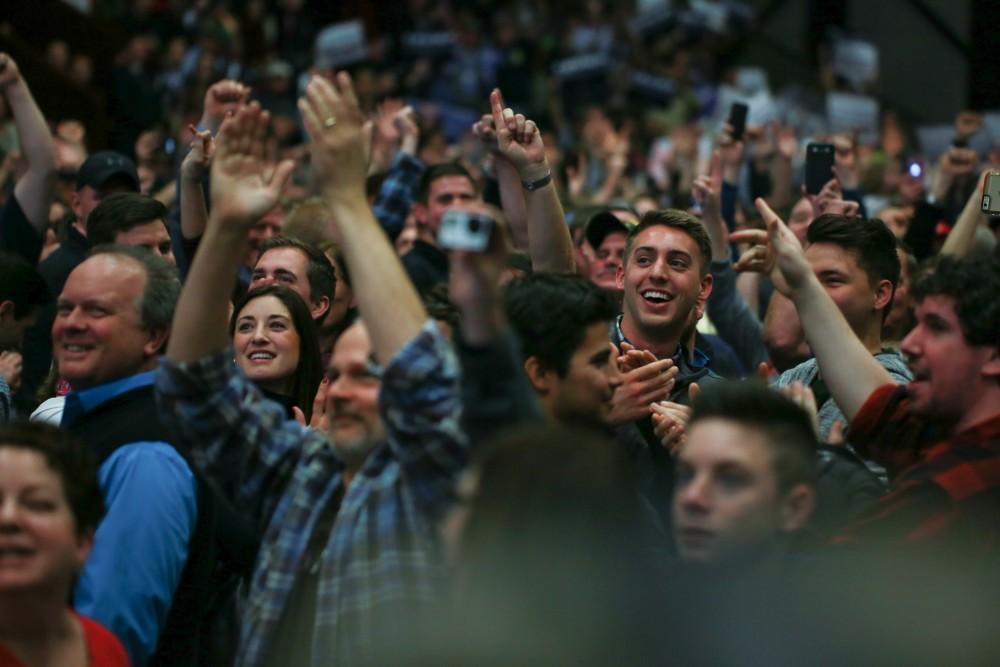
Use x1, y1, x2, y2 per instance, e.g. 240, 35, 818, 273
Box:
489, 89, 505, 129
627, 357, 675, 381
729, 228, 768, 245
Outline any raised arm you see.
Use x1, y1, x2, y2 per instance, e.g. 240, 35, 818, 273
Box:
168, 103, 294, 363
732, 199, 893, 421
0, 53, 56, 232
299, 73, 426, 363
489, 88, 574, 273
178, 126, 213, 241
940, 168, 991, 257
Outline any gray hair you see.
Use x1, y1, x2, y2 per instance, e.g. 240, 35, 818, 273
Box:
88, 244, 180, 335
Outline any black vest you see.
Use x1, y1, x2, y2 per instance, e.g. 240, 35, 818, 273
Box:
69, 382, 257, 666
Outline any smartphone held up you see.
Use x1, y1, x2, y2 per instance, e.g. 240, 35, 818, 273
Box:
805, 143, 835, 195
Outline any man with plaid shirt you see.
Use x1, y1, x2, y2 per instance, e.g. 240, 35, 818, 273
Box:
741, 199, 1000, 554
157, 73, 465, 666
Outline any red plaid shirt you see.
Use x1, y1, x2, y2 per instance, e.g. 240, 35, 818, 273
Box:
833, 384, 1000, 552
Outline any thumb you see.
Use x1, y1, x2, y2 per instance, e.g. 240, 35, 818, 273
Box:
292, 406, 307, 427
269, 159, 296, 193
828, 420, 846, 445
756, 361, 771, 383
688, 382, 700, 402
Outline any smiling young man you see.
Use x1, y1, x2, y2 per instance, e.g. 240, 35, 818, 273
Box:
249, 236, 336, 324
748, 198, 1000, 555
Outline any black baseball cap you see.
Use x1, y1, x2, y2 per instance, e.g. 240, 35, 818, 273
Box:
585, 211, 634, 250
76, 151, 140, 192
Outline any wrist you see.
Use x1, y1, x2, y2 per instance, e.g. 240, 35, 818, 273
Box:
517, 160, 550, 183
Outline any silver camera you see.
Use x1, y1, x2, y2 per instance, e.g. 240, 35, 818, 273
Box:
438, 209, 494, 252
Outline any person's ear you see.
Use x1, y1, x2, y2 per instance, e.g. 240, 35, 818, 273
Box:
411, 201, 429, 225
698, 272, 714, 307
779, 483, 816, 532
70, 190, 84, 220
873, 278, 893, 312
981, 346, 1000, 380
616, 264, 625, 290
311, 295, 331, 320
75, 528, 95, 570
523, 356, 552, 395
143, 325, 171, 357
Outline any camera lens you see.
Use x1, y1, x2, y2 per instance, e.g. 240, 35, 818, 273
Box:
468, 218, 480, 232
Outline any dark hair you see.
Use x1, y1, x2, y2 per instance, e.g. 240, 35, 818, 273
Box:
911, 255, 1000, 347
624, 209, 713, 276
256, 236, 336, 316
88, 245, 180, 342
86, 193, 168, 247
416, 162, 477, 203
229, 284, 323, 421
0, 251, 51, 319
504, 273, 617, 376
688, 381, 818, 492
807, 215, 900, 315
317, 240, 352, 290
0, 422, 104, 535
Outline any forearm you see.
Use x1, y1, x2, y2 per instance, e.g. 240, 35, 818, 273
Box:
179, 176, 209, 240
522, 167, 574, 273
792, 275, 893, 421
6, 80, 56, 228
329, 197, 426, 362
494, 157, 530, 250
167, 221, 246, 362
940, 183, 985, 257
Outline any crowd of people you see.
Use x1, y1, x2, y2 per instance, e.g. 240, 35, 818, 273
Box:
1, 2, 999, 665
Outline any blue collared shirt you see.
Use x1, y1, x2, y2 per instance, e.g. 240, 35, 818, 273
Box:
67, 371, 197, 667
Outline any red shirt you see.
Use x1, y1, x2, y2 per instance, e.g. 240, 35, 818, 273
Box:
0, 612, 130, 667
833, 384, 1000, 552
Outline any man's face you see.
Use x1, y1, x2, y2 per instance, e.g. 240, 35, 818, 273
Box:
901, 295, 995, 423
251, 247, 327, 319
547, 322, 622, 426
114, 220, 176, 267
805, 243, 884, 338
417, 175, 478, 235
587, 232, 626, 292
673, 419, 792, 563
324, 322, 385, 468
246, 209, 284, 265
618, 225, 712, 338
53, 255, 161, 390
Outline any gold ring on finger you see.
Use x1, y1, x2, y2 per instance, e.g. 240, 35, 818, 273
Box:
324, 116, 337, 128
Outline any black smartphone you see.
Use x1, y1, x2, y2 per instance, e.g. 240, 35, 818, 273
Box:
805, 143, 835, 194
728, 102, 749, 141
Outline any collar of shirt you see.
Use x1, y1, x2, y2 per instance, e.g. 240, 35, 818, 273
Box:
62, 370, 157, 426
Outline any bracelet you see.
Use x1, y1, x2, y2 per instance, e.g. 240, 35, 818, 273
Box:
522, 171, 552, 191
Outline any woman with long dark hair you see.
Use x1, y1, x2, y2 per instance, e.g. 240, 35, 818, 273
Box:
228, 285, 323, 421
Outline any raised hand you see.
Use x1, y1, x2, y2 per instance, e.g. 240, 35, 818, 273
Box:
210, 103, 294, 226
180, 125, 215, 181
651, 400, 692, 453
490, 88, 548, 181
731, 198, 812, 296
0, 53, 21, 89
201, 80, 251, 134
298, 72, 368, 207
779, 380, 820, 438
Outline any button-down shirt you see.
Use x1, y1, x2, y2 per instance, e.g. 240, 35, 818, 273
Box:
372, 151, 425, 242
66, 371, 197, 667
155, 321, 465, 666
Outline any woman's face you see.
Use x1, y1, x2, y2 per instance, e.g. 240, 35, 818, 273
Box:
0, 447, 91, 594
233, 295, 302, 393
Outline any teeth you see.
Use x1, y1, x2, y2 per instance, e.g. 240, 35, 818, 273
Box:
642, 290, 670, 302
65, 344, 90, 352
249, 352, 275, 360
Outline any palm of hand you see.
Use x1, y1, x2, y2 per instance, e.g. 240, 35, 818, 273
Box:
500, 131, 544, 167
212, 152, 278, 222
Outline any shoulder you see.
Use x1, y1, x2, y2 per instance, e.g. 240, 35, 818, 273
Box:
76, 613, 131, 667
99, 442, 196, 499
874, 349, 913, 382
774, 358, 818, 387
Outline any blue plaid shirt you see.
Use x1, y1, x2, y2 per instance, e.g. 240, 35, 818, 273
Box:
372, 151, 425, 241
155, 321, 465, 666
